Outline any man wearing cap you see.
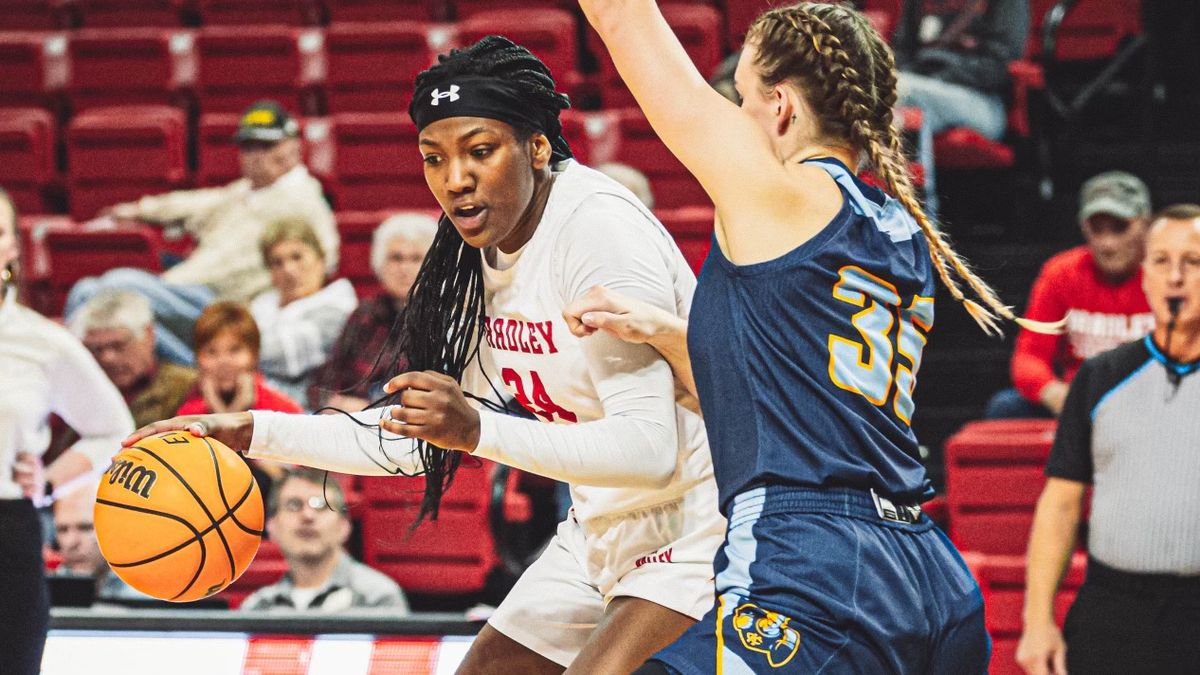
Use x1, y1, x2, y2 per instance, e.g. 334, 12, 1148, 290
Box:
65, 100, 338, 366
984, 171, 1155, 418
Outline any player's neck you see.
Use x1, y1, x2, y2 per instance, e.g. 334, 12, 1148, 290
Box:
787, 143, 856, 171
1154, 324, 1200, 363
290, 549, 342, 589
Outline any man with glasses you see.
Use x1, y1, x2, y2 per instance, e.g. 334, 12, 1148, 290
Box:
69, 290, 195, 427
65, 100, 338, 366
985, 171, 1156, 418
241, 467, 408, 613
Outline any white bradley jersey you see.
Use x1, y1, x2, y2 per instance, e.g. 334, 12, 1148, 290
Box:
246, 161, 716, 525
468, 160, 714, 522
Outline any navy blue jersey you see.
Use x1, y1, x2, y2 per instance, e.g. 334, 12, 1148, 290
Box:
689, 158, 935, 513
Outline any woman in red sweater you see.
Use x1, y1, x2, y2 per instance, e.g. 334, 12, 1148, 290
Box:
176, 301, 300, 489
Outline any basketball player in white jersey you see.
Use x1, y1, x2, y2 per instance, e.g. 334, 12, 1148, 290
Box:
128, 36, 723, 674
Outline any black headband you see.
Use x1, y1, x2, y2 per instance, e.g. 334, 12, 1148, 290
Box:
409, 75, 573, 162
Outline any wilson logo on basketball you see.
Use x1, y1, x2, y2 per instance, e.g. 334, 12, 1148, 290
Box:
106, 459, 158, 499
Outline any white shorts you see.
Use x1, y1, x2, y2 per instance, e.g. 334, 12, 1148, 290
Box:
487, 482, 725, 667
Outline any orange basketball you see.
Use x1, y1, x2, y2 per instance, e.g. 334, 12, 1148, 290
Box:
94, 431, 263, 602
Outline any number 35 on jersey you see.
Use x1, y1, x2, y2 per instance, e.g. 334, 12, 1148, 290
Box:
827, 265, 934, 425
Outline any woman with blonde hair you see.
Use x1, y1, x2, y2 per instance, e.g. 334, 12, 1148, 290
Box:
572, 1, 1061, 671
252, 217, 358, 408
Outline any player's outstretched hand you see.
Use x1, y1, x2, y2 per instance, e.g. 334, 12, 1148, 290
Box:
1015, 622, 1068, 675
563, 285, 682, 346
124, 413, 254, 453
381, 371, 481, 452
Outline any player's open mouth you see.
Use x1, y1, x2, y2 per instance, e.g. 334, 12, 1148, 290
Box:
452, 205, 487, 233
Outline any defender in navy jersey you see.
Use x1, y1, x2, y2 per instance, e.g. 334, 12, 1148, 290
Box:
575, 1, 1061, 672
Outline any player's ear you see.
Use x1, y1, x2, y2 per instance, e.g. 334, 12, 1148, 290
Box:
530, 133, 552, 170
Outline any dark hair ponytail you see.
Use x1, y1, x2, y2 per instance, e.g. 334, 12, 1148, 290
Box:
381, 36, 571, 524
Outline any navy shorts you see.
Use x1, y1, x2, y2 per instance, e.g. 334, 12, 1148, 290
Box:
650, 487, 989, 674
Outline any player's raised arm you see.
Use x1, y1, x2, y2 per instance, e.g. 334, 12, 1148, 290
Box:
578, 0, 785, 216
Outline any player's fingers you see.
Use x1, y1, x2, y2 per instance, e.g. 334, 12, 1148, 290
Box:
380, 416, 424, 438
383, 370, 443, 395
388, 401, 432, 422
124, 418, 190, 446
399, 387, 437, 410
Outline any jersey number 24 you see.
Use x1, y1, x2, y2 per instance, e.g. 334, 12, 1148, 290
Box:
827, 265, 933, 425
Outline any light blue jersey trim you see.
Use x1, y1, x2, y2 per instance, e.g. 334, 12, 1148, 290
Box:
717, 487, 768, 674
1091, 357, 1154, 421
808, 159, 920, 243
1143, 334, 1200, 376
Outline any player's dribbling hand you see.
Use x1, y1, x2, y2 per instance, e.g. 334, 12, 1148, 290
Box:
563, 285, 680, 346
381, 371, 480, 452
124, 413, 254, 454
1015, 622, 1068, 675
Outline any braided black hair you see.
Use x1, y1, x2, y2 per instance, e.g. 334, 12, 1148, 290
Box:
382, 36, 573, 524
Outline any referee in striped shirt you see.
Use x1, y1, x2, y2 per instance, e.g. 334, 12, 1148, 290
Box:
1017, 204, 1200, 675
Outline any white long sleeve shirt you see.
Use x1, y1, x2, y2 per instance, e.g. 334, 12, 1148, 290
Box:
251, 278, 359, 407
0, 288, 134, 499
248, 161, 715, 523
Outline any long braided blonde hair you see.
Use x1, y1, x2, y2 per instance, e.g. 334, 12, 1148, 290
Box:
746, 2, 1062, 336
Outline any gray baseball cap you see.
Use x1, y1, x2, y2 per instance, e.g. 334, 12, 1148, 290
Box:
1078, 171, 1151, 224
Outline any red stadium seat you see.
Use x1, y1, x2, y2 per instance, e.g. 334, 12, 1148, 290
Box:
325, 0, 442, 23
195, 0, 320, 26
0, 1, 66, 31
603, 108, 709, 209
557, 110, 593, 167
655, 206, 713, 275
718, 0, 773, 50
943, 419, 1059, 555
451, 0, 570, 21
0, 31, 69, 110
361, 460, 531, 595
977, 553, 1088, 675
42, 224, 165, 314
589, 4, 723, 108
66, 105, 188, 220
1030, 0, 1142, 61
455, 9, 583, 97
326, 112, 435, 211
76, 0, 184, 28
194, 25, 324, 115
0, 107, 57, 213
67, 28, 196, 112
324, 22, 435, 114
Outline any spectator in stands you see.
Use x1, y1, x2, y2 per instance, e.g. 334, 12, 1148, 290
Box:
596, 162, 656, 209
69, 290, 196, 428
893, 0, 1028, 141
51, 478, 146, 602
309, 213, 437, 412
252, 218, 358, 408
177, 301, 300, 490
1, 186, 133, 675
1016, 204, 1200, 675
985, 171, 1155, 418
241, 467, 408, 613
65, 100, 339, 367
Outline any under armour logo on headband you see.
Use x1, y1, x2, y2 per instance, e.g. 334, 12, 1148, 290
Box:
430, 85, 461, 106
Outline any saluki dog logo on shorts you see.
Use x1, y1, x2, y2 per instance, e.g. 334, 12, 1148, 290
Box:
731, 603, 801, 668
